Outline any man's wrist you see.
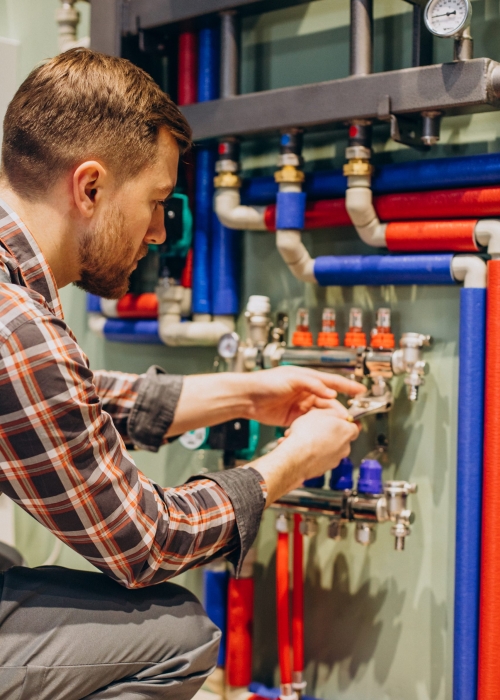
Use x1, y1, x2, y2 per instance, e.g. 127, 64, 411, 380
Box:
251, 438, 302, 506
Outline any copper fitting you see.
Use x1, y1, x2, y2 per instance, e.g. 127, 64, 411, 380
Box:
343, 159, 374, 177
274, 165, 305, 184
214, 172, 242, 188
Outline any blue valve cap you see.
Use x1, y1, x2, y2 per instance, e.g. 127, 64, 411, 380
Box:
330, 457, 354, 490
303, 475, 325, 489
357, 459, 383, 495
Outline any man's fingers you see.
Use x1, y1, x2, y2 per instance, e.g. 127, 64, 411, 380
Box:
313, 397, 350, 418
293, 367, 365, 397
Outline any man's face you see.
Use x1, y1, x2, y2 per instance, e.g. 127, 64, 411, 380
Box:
76, 127, 179, 299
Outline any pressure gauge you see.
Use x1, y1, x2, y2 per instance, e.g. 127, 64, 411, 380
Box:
217, 332, 240, 360
179, 428, 209, 450
424, 0, 472, 37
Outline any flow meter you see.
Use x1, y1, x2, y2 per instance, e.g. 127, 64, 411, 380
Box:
424, 0, 472, 37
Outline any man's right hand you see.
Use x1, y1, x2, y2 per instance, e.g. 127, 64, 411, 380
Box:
252, 405, 360, 506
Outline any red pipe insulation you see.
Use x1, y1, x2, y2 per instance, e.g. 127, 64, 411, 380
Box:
178, 28, 197, 106
116, 293, 158, 319
478, 259, 500, 700
277, 530, 293, 689
386, 220, 479, 253
292, 515, 304, 680
181, 248, 194, 288
226, 577, 254, 687
265, 198, 351, 231
377, 185, 500, 221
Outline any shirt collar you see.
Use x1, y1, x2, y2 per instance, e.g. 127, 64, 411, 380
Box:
0, 198, 64, 320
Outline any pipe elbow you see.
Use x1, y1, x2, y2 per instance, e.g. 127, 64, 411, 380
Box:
276, 229, 316, 283
451, 255, 487, 288
214, 188, 267, 230
158, 317, 234, 347
345, 186, 387, 247
475, 219, 500, 257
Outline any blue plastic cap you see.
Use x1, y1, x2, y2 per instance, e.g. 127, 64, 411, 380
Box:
357, 459, 383, 495
303, 475, 325, 489
280, 133, 291, 146
330, 458, 354, 490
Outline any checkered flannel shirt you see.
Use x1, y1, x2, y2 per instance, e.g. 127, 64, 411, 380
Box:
0, 199, 266, 587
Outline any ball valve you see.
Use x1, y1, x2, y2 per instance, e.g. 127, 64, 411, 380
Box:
391, 332, 432, 401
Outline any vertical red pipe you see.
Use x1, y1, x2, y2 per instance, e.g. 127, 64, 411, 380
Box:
292, 515, 305, 691
277, 528, 293, 694
178, 27, 197, 106
478, 259, 500, 699
226, 577, 254, 687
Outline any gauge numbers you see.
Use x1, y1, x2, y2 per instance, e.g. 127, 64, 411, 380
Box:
424, 0, 472, 37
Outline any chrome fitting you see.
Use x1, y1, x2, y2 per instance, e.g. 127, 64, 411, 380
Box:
345, 145, 372, 161
392, 332, 432, 401
384, 480, 417, 551
276, 512, 290, 533
277, 152, 303, 168
215, 158, 239, 174
327, 518, 347, 540
355, 522, 376, 546
300, 516, 319, 537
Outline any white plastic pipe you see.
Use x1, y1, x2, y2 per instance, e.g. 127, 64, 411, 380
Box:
345, 175, 387, 247
214, 188, 267, 230
474, 219, 500, 258
276, 230, 316, 283
451, 255, 487, 288
57, 0, 90, 53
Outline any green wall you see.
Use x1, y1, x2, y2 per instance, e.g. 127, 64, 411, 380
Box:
5, 1, 500, 698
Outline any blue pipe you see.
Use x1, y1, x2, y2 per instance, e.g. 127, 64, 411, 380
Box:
103, 319, 162, 344
313, 254, 455, 287
198, 24, 219, 102
454, 287, 486, 700
212, 214, 240, 315
86, 293, 101, 313
203, 568, 229, 667
193, 147, 217, 315
241, 152, 500, 205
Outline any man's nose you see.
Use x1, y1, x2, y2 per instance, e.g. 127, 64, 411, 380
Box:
145, 206, 167, 245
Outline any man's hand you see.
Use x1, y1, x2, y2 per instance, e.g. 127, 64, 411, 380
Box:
244, 366, 365, 426
252, 408, 360, 505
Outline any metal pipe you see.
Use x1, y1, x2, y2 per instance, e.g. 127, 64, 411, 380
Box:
220, 11, 238, 98
454, 27, 473, 62
280, 347, 359, 372
350, 0, 373, 76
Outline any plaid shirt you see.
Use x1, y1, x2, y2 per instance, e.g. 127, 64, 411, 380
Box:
0, 199, 266, 588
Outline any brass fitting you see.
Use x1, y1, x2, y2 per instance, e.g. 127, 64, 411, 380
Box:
343, 159, 374, 177
213, 172, 242, 188
274, 165, 305, 184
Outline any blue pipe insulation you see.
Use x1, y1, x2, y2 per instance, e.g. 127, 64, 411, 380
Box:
197, 24, 219, 102
102, 319, 162, 344
212, 215, 240, 315
203, 569, 229, 667
313, 254, 455, 287
240, 152, 500, 205
86, 293, 101, 313
453, 287, 486, 700
193, 147, 217, 314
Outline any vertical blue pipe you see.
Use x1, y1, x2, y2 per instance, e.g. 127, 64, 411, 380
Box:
192, 147, 216, 314
204, 568, 229, 667
86, 293, 101, 313
212, 215, 240, 315
198, 24, 220, 102
454, 286, 486, 700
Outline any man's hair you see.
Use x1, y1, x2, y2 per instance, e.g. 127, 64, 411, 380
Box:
1, 48, 192, 200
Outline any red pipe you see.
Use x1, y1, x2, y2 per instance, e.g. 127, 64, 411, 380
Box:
178, 27, 197, 106
292, 515, 305, 688
181, 248, 194, 288
377, 186, 500, 221
116, 293, 158, 319
226, 577, 254, 688
277, 529, 293, 692
386, 220, 479, 253
478, 259, 500, 700
265, 199, 350, 231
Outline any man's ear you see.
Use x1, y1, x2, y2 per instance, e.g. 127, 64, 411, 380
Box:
72, 161, 108, 218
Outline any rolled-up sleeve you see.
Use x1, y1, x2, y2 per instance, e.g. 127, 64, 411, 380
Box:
93, 366, 183, 451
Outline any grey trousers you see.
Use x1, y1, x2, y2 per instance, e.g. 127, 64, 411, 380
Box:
0, 566, 220, 700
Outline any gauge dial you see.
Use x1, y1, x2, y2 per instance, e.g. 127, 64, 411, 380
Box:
424, 0, 472, 37
218, 332, 240, 360
179, 428, 209, 450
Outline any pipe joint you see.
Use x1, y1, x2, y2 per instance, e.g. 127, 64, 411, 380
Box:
451, 255, 487, 288
474, 219, 500, 257
343, 158, 374, 177
276, 230, 316, 283
214, 188, 267, 230
275, 165, 305, 184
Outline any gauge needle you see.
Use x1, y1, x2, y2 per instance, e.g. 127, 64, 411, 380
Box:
432, 10, 457, 17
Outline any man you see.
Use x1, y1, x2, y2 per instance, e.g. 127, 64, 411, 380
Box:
0, 49, 361, 700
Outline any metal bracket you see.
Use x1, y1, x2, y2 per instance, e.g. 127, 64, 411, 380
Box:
378, 95, 430, 151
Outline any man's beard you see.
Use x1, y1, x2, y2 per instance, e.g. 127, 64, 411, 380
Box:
75, 204, 148, 299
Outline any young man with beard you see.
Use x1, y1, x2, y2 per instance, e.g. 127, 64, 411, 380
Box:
0, 49, 361, 700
